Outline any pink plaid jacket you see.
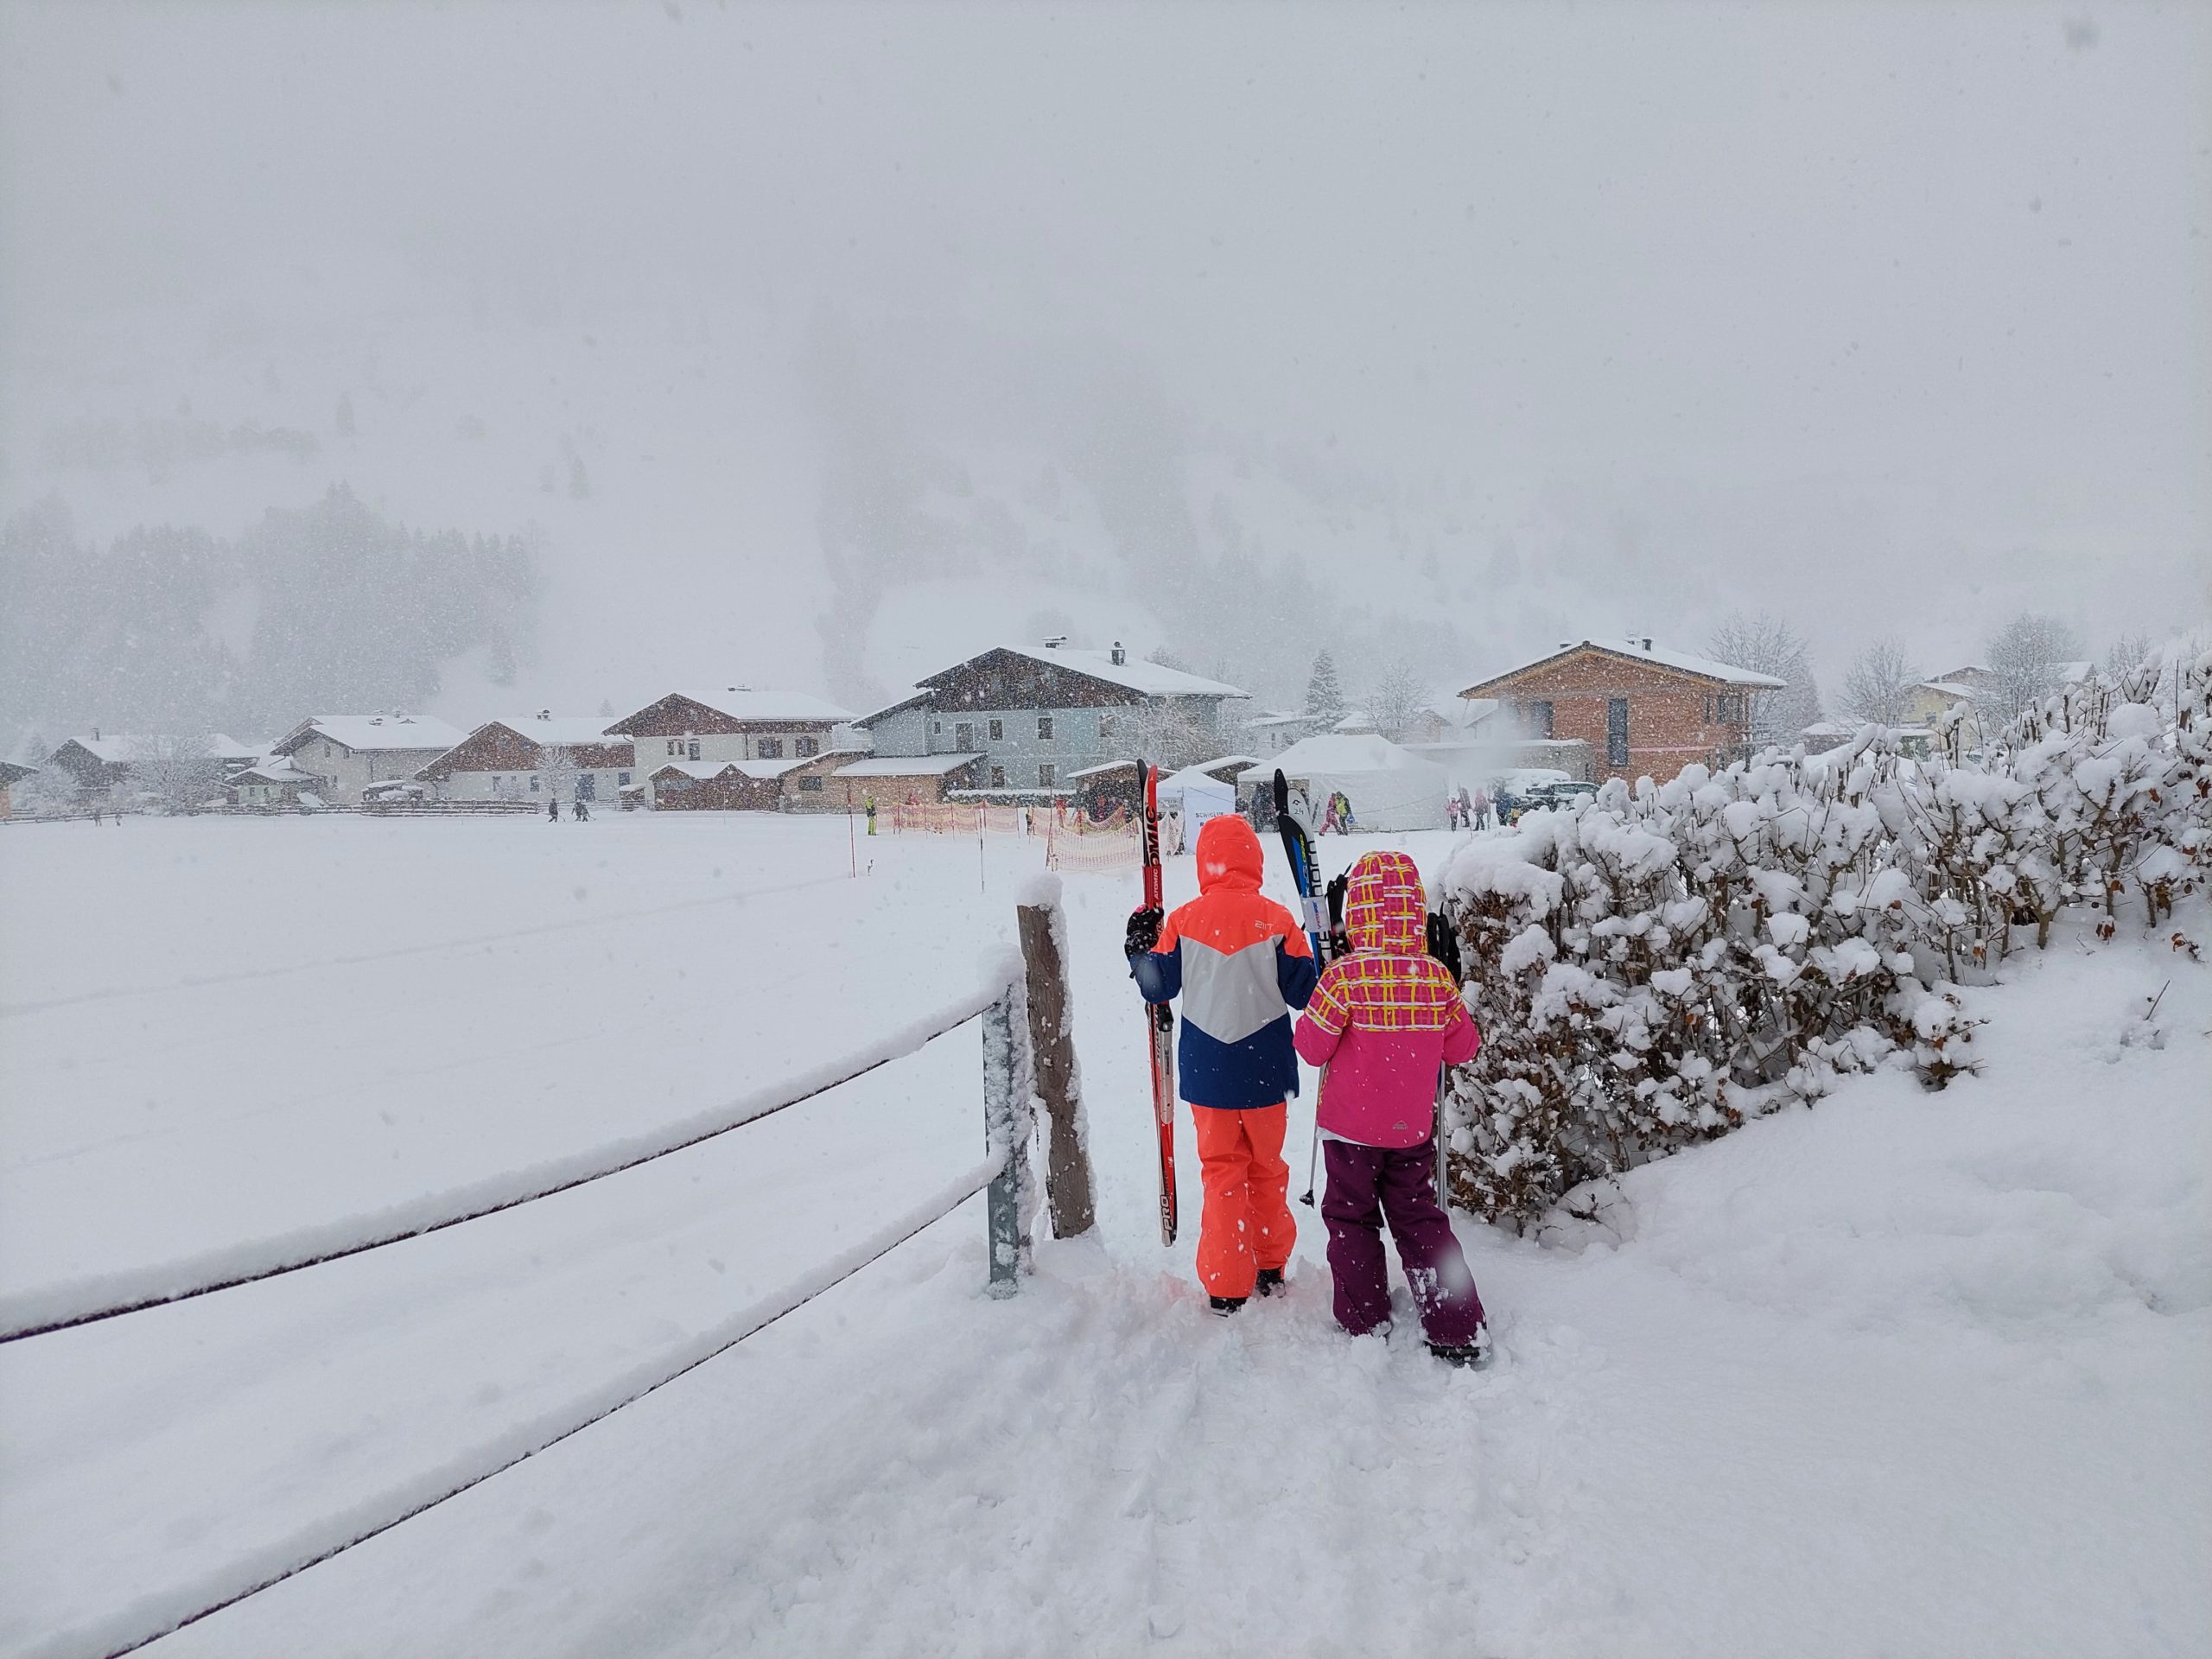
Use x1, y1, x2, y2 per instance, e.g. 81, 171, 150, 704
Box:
1295, 851, 1479, 1147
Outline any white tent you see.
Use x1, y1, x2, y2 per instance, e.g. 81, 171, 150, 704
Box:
1155, 760, 1240, 829
1236, 734, 1448, 832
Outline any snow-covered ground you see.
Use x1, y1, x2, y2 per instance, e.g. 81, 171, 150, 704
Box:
2, 813, 2206, 1657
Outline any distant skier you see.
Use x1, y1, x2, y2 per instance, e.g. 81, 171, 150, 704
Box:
1319, 793, 1342, 836
1128, 815, 1319, 1313
864, 793, 877, 836
572, 798, 589, 821
547, 797, 559, 822
1294, 850, 1490, 1367
1335, 791, 1357, 833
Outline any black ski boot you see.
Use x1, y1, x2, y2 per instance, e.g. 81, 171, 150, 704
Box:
1254, 1268, 1286, 1298
1209, 1295, 1248, 1316
1429, 1325, 1494, 1370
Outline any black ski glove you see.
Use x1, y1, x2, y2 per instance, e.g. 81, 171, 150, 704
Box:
1125, 906, 1164, 959
1322, 871, 1351, 956
1426, 911, 1465, 982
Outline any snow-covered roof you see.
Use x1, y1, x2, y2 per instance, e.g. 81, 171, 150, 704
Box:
1461, 639, 1787, 696
983, 645, 1247, 700
232, 762, 316, 785
668, 689, 855, 723
58, 734, 149, 764
480, 716, 625, 746
833, 753, 985, 778
1913, 682, 1981, 700
1242, 710, 1315, 729
276, 715, 472, 755
1234, 733, 1446, 781
1065, 758, 1139, 779
58, 734, 266, 765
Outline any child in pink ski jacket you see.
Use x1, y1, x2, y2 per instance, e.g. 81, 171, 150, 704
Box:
1294, 849, 1490, 1364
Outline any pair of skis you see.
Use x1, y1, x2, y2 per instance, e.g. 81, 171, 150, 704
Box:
1137, 760, 1179, 1245
1274, 772, 1337, 1208
1274, 770, 1459, 1212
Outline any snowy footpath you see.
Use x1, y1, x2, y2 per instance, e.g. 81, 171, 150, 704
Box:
2, 814, 2206, 1656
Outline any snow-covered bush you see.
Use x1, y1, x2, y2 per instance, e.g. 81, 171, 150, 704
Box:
1440, 649, 2212, 1230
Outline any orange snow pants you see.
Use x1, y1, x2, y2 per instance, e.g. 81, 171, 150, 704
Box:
1191, 1103, 1295, 1300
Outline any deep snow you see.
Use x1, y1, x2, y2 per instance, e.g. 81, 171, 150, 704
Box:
1, 813, 2205, 1657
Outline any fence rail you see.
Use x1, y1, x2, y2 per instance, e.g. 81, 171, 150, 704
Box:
1, 976, 1021, 1344
16, 921, 1053, 1659
70, 1147, 1012, 1659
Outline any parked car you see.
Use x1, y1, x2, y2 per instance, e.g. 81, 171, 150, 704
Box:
1508, 780, 1598, 821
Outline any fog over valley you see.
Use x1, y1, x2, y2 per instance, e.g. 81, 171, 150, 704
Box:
3, 1, 2206, 737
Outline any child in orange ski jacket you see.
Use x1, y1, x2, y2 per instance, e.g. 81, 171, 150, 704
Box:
1128, 814, 1319, 1312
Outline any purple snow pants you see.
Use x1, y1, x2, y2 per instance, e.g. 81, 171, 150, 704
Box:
1321, 1138, 1485, 1345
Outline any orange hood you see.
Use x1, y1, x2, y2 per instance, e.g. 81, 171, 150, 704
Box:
1195, 814, 1265, 894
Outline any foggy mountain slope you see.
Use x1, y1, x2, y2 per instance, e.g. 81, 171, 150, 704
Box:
1, 274, 1583, 726
8, 251, 2203, 738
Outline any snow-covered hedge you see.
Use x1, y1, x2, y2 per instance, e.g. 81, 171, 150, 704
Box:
1440, 651, 2212, 1230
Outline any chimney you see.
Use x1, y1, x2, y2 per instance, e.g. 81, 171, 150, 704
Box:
1043, 635, 1067, 650
538, 709, 551, 721
1642, 636, 1654, 652
1110, 640, 1126, 666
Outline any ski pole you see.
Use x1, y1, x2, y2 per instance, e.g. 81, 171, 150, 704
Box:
1300, 1064, 1326, 1206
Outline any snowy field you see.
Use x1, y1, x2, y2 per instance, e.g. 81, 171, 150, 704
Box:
2, 811, 2207, 1658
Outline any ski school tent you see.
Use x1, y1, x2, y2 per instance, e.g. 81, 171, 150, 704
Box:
1154, 758, 1249, 831
1236, 733, 1448, 832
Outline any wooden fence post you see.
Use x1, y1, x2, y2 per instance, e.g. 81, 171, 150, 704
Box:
1017, 883, 1096, 1238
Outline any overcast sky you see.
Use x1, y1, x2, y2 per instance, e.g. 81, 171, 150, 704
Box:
3, 0, 2207, 707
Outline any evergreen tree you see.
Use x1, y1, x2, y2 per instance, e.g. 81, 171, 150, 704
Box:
1305, 649, 1345, 722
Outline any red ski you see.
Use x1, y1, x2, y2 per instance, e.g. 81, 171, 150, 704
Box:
1137, 760, 1179, 1244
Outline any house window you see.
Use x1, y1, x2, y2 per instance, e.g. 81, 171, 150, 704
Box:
530, 774, 540, 791
1524, 699, 1554, 739
796, 735, 819, 757
577, 773, 597, 800
665, 739, 680, 756
1038, 715, 1054, 741
1607, 698, 1630, 767
990, 765, 1007, 788
687, 740, 701, 760
1718, 694, 1743, 724
798, 776, 823, 791
758, 737, 785, 759
618, 771, 631, 785
932, 721, 943, 734
988, 718, 1003, 741
1098, 714, 1116, 738
955, 721, 975, 750
1038, 763, 1056, 787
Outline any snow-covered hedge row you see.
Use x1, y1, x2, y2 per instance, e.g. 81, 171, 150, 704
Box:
1440, 652, 2212, 1231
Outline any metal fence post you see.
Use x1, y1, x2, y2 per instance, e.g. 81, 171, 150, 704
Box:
982, 982, 1030, 1296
